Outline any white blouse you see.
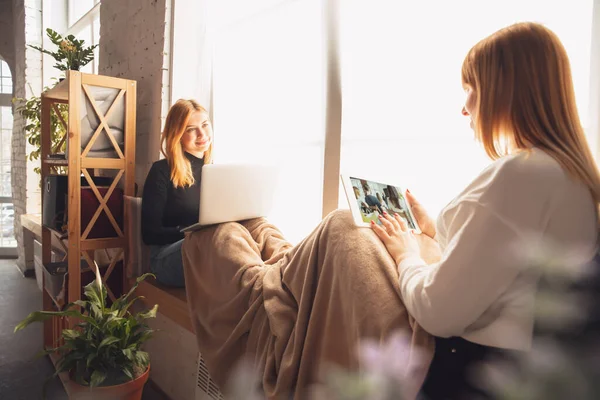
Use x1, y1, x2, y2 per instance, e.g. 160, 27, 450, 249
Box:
398, 148, 598, 351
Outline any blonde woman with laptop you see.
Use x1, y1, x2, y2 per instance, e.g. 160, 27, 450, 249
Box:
372, 22, 599, 398
141, 99, 213, 287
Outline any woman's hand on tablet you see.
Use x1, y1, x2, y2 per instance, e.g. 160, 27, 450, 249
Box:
371, 212, 421, 266
406, 190, 436, 239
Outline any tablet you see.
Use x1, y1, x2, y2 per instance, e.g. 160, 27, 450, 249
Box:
340, 174, 421, 233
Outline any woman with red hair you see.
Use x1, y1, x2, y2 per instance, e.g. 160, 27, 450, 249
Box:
141, 99, 213, 287
373, 22, 599, 398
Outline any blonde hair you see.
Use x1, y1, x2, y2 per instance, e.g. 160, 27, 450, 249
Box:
161, 99, 213, 188
461, 22, 600, 211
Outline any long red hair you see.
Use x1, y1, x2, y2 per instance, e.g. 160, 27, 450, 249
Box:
461, 22, 600, 213
161, 99, 213, 188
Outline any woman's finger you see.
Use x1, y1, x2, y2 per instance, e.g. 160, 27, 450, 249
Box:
405, 191, 426, 221
371, 221, 391, 241
384, 211, 401, 232
394, 213, 408, 231
405, 190, 419, 207
378, 214, 395, 233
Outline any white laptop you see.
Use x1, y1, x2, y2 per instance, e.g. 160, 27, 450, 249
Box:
181, 163, 279, 232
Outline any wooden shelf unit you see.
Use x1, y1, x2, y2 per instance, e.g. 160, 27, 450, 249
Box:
40, 71, 136, 349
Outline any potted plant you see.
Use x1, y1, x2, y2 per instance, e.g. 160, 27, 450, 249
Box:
15, 267, 158, 400
30, 28, 98, 72
15, 27, 98, 181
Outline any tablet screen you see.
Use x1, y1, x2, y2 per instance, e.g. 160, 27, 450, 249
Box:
348, 176, 418, 230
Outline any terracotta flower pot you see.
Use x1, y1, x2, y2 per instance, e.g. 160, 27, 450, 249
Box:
69, 365, 150, 400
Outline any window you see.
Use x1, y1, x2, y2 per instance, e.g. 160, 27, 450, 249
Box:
339, 0, 594, 216
210, 0, 326, 243
195, 0, 597, 242
0, 57, 15, 247
0, 60, 12, 94
68, 0, 97, 26
67, 0, 101, 74
0, 107, 12, 197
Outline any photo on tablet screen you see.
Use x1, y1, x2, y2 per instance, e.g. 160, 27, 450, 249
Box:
348, 177, 418, 230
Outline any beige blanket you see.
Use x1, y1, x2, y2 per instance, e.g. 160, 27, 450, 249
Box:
182, 210, 434, 399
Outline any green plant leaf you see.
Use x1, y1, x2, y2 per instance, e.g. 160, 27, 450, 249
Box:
129, 330, 154, 347
115, 296, 144, 318
14, 309, 94, 333
73, 300, 88, 309
99, 336, 120, 349
61, 329, 81, 341
86, 353, 96, 368
119, 273, 155, 307
55, 350, 86, 376
136, 304, 158, 321
90, 370, 107, 389
122, 348, 134, 361
35, 344, 69, 360
122, 366, 134, 381
83, 280, 106, 314
134, 351, 150, 368
46, 28, 63, 45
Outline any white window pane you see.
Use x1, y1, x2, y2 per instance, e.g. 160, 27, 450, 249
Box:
212, 0, 325, 243
1, 78, 11, 94
0, 60, 11, 94
0, 60, 10, 78
268, 144, 324, 244
209, 0, 291, 31
0, 108, 11, 198
69, 0, 95, 26
92, 17, 100, 73
75, 26, 94, 73
1, 108, 11, 129
93, 17, 100, 45
340, 0, 593, 217
0, 164, 10, 197
0, 202, 16, 245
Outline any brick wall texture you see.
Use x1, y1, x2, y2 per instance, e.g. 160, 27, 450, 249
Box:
99, 0, 172, 191
12, 0, 42, 272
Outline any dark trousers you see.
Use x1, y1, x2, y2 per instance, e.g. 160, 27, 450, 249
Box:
419, 337, 522, 400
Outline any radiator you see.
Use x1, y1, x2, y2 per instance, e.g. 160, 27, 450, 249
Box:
195, 353, 224, 400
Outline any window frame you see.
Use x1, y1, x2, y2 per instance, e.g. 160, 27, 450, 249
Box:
66, 0, 101, 74
0, 57, 12, 106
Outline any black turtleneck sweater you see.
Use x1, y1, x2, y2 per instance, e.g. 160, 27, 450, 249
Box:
141, 152, 204, 246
